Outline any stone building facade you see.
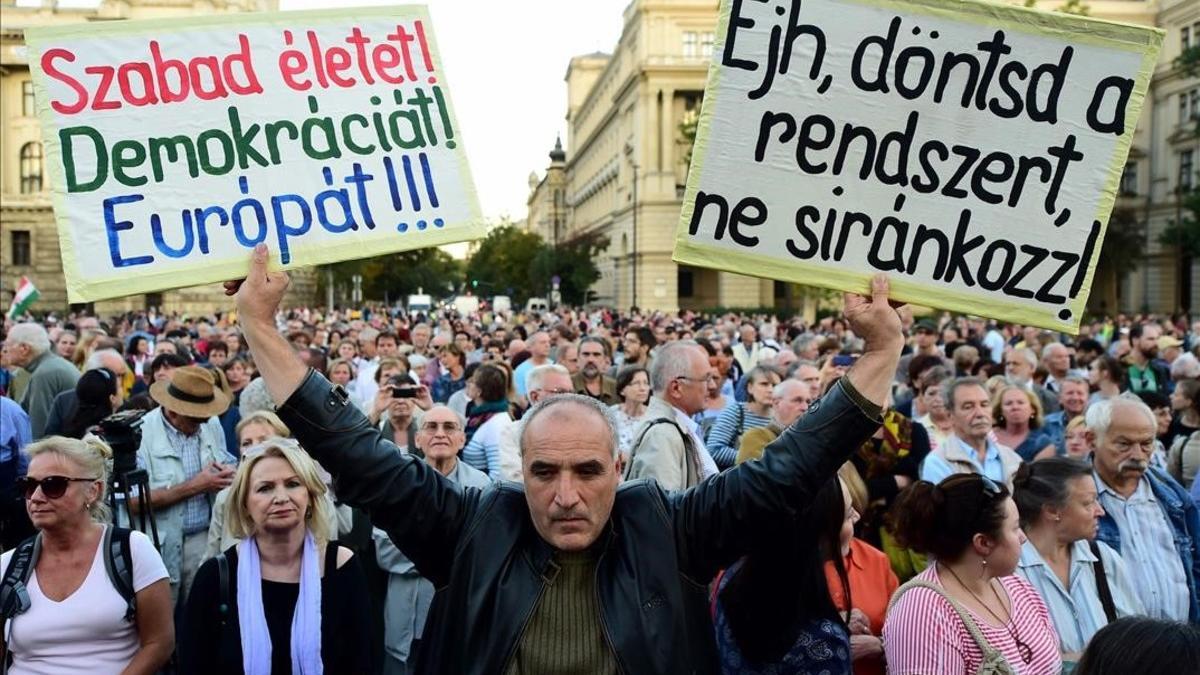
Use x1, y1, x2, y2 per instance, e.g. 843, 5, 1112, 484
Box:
0, 0, 316, 317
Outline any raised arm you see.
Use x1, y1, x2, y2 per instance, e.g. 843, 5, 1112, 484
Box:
225, 245, 475, 585
670, 275, 904, 580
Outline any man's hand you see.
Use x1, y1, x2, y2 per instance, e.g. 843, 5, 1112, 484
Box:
189, 462, 235, 495
224, 243, 290, 326
849, 634, 883, 661
842, 274, 904, 354
847, 608, 872, 635
413, 384, 433, 411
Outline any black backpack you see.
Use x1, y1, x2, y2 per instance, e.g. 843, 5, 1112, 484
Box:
0, 526, 137, 630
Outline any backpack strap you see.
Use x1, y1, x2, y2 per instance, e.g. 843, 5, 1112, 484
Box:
887, 578, 1016, 675
1088, 540, 1118, 624
0, 534, 41, 621
101, 527, 137, 623
216, 552, 231, 628
625, 417, 694, 479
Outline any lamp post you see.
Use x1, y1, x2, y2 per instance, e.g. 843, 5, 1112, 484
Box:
625, 143, 639, 311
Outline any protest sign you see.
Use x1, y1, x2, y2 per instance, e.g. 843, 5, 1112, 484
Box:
675, 0, 1161, 332
25, 6, 483, 303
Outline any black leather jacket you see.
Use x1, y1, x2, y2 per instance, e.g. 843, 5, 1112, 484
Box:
276, 370, 882, 674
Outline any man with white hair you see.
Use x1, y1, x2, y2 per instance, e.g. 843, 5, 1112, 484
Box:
1089, 395, 1200, 622
625, 341, 720, 490
43, 348, 129, 437
497, 364, 574, 481
1041, 342, 1075, 394
736, 380, 813, 464
1005, 346, 1060, 413
6, 323, 80, 438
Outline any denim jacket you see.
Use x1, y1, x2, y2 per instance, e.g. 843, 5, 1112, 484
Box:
1095, 467, 1200, 622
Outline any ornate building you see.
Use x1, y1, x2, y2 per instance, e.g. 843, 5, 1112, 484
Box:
530, 0, 1199, 315
0, 0, 317, 316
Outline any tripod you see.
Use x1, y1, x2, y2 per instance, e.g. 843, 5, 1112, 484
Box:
109, 468, 162, 551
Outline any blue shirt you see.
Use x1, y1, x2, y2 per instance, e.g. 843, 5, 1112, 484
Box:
1095, 472, 1191, 620
920, 436, 1009, 485
1015, 539, 1143, 654
0, 398, 32, 478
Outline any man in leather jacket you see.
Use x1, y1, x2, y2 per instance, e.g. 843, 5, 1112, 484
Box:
224, 244, 904, 675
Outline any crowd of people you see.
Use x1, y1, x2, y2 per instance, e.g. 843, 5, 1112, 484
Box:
1, 251, 1199, 674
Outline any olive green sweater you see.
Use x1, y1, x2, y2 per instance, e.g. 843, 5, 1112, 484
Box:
505, 549, 618, 675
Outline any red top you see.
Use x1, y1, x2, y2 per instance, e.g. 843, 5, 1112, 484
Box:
825, 538, 899, 675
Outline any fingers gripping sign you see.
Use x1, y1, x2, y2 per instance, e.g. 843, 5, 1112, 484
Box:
842, 274, 905, 352
225, 243, 291, 323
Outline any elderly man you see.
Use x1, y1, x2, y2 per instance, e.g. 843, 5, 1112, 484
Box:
1089, 396, 1200, 622
513, 331, 553, 400
1005, 347, 1061, 413
6, 323, 80, 439
43, 348, 129, 437
920, 377, 1023, 486
624, 341, 722, 490
226, 245, 898, 674
373, 406, 491, 674
1043, 376, 1090, 454
1041, 342, 1075, 394
497, 364, 574, 481
732, 323, 763, 373
573, 336, 618, 405
133, 366, 235, 602
736, 380, 813, 464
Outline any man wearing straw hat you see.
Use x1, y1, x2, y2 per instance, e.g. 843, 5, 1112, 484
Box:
134, 365, 236, 602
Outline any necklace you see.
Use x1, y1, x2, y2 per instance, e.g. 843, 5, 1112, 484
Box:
942, 563, 1034, 664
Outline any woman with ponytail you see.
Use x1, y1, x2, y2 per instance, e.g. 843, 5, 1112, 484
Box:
712, 477, 853, 674
0, 436, 174, 674
1012, 458, 1143, 663
883, 474, 1061, 674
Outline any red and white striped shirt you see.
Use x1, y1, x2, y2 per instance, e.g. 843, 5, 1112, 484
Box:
883, 565, 1062, 675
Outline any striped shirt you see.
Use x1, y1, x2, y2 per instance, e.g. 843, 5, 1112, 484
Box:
163, 416, 209, 535
883, 565, 1061, 675
461, 413, 511, 477
704, 402, 771, 470
1094, 472, 1191, 620
1015, 539, 1143, 654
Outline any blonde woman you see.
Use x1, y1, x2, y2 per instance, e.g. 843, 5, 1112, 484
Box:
993, 384, 1056, 462
1, 436, 173, 674
181, 439, 373, 674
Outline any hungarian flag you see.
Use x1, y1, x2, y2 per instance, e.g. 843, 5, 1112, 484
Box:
7, 277, 40, 319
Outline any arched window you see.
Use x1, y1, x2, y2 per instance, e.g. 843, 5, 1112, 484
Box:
19, 142, 43, 194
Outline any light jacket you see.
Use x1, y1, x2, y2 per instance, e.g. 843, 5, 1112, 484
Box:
275, 369, 882, 674
926, 434, 1023, 486
133, 407, 231, 586
624, 397, 702, 491
1095, 467, 1200, 622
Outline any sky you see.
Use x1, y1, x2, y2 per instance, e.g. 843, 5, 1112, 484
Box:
280, 0, 631, 221
24, 0, 632, 220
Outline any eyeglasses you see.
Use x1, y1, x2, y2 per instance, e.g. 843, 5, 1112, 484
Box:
535, 388, 574, 395
420, 421, 462, 433
675, 375, 719, 385
20, 475, 97, 500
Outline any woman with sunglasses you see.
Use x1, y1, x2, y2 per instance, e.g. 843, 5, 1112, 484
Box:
181, 438, 373, 674
883, 474, 1062, 674
1, 436, 174, 674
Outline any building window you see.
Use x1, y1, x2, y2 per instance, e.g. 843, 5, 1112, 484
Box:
1182, 149, 1195, 192
1192, 89, 1200, 121
19, 142, 43, 194
1120, 161, 1138, 195
11, 231, 31, 267
700, 32, 714, 58
22, 81, 35, 117
682, 31, 697, 58
678, 268, 694, 298
1185, 24, 1193, 52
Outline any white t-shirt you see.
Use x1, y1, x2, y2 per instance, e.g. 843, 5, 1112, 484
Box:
1, 527, 168, 675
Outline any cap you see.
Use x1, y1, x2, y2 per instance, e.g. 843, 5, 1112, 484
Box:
914, 319, 938, 334
1158, 335, 1183, 350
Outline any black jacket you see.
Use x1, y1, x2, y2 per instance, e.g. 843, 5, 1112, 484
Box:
276, 370, 882, 675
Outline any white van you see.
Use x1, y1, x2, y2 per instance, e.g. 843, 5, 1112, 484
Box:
491, 295, 512, 314
525, 297, 549, 313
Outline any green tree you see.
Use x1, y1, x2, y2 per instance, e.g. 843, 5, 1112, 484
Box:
319, 247, 463, 305
530, 232, 610, 306
465, 223, 548, 301
1092, 206, 1145, 311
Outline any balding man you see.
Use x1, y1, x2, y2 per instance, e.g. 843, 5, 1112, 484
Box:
513, 332, 552, 400
625, 341, 720, 490
6, 323, 80, 438
1006, 347, 1060, 414
497, 364, 574, 481
373, 405, 491, 674
737, 380, 813, 464
1042, 342, 1075, 394
43, 348, 130, 437
228, 246, 901, 674
1090, 396, 1200, 622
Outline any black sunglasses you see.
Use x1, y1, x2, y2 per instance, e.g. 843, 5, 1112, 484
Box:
20, 475, 97, 500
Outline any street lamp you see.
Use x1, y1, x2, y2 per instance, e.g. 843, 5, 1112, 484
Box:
625, 143, 638, 310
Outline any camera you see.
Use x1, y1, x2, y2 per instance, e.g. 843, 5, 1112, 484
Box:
96, 409, 148, 480
387, 375, 419, 398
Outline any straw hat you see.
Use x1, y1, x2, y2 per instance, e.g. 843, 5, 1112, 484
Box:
150, 366, 231, 418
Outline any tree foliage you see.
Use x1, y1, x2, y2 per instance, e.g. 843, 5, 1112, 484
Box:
319, 247, 463, 305
464, 224, 548, 301
530, 232, 611, 305
1096, 206, 1145, 285
1023, 0, 1089, 16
